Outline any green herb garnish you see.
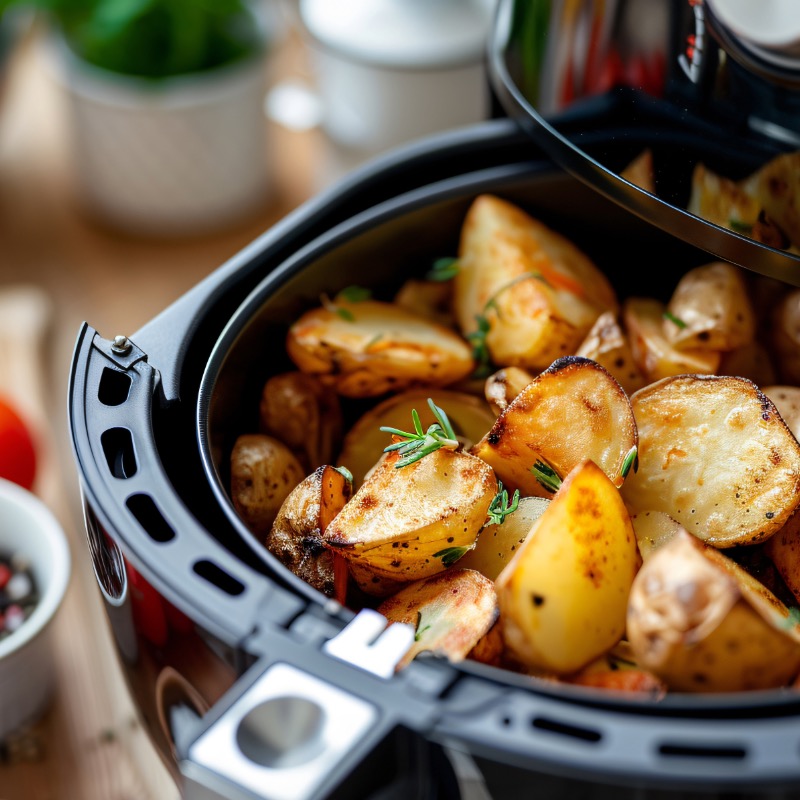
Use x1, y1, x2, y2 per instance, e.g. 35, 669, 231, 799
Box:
381, 399, 460, 468
426, 257, 460, 282
728, 219, 753, 234
467, 314, 493, 378
662, 310, 687, 329
338, 285, 372, 303
620, 445, 639, 480
487, 481, 520, 526
531, 459, 562, 493
433, 546, 471, 568
414, 611, 431, 641
783, 607, 800, 630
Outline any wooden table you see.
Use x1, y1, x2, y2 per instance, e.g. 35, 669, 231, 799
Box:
0, 20, 329, 800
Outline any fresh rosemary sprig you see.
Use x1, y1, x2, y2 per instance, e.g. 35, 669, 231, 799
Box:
487, 480, 520, 526
381, 398, 460, 468
728, 218, 753, 234
433, 545, 471, 568
338, 285, 372, 303
531, 458, 562, 493
620, 445, 638, 480
426, 257, 460, 282
320, 286, 371, 321
662, 310, 687, 330
414, 610, 431, 641
320, 292, 355, 321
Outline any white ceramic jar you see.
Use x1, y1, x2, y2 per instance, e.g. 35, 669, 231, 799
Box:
298, 0, 497, 156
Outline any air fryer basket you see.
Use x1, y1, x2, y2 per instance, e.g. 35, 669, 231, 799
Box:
69, 119, 800, 800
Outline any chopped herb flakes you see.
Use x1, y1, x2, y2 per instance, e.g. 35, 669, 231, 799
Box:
426, 257, 460, 282
433, 546, 471, 568
381, 399, 460, 468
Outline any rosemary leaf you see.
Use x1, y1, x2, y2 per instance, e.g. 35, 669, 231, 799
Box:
662, 310, 687, 329
531, 459, 562, 493
433, 546, 471, 568
487, 481, 520, 526
620, 445, 639, 480
728, 218, 753, 234
426, 257, 460, 282
338, 285, 372, 303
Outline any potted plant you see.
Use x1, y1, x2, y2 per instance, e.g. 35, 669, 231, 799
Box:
4, 0, 273, 234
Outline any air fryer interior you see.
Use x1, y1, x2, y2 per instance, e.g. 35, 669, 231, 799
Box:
198, 157, 800, 715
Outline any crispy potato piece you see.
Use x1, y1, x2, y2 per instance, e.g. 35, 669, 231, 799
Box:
688, 163, 761, 233
621, 375, 800, 547
740, 151, 800, 247
347, 560, 405, 599
496, 460, 640, 674
562, 644, 666, 697
627, 530, 800, 692
230, 434, 305, 536
763, 385, 800, 440
468, 622, 504, 667
623, 297, 721, 382
264, 466, 352, 597
259, 372, 343, 472
575, 310, 647, 395
325, 447, 496, 582
453, 194, 617, 372
393, 279, 455, 328
764, 509, 800, 606
378, 569, 498, 669
718, 341, 777, 388
286, 298, 474, 398
458, 496, 549, 581
337, 390, 495, 486
484, 366, 534, 416
772, 290, 800, 385
663, 262, 756, 352
631, 511, 684, 561
621, 148, 655, 194
472, 356, 638, 498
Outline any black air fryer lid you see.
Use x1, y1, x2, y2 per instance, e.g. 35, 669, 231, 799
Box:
488, 0, 800, 285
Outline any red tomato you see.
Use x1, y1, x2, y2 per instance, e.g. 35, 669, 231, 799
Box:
0, 396, 37, 490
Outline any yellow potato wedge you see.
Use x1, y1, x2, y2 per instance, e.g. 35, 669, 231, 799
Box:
484, 366, 534, 416
325, 446, 496, 582
472, 356, 638, 498
264, 465, 352, 597
377, 569, 498, 670
631, 511, 684, 561
663, 262, 756, 352
393, 279, 455, 328
230, 434, 305, 536
688, 162, 761, 234
286, 298, 474, 397
718, 341, 777, 388
458, 496, 549, 581
627, 529, 800, 692
495, 460, 640, 674
575, 310, 647, 395
772, 290, 800, 385
621, 148, 656, 194
259, 372, 343, 472
336, 389, 495, 487
453, 194, 617, 372
740, 151, 800, 248
621, 374, 800, 547
623, 297, 721, 382
763, 385, 800, 440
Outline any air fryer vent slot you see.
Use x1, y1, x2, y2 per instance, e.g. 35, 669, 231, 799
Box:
101, 427, 137, 479
98, 367, 131, 406
658, 743, 747, 760
126, 493, 175, 543
193, 560, 245, 596
531, 716, 602, 743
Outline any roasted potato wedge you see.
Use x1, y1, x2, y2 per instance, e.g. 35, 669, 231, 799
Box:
393, 279, 455, 328
337, 390, 495, 486
484, 366, 534, 416
325, 446, 496, 582
496, 460, 640, 674
764, 509, 800, 606
621, 374, 800, 547
264, 466, 352, 597
563, 644, 666, 698
230, 434, 305, 536
627, 529, 800, 692
623, 297, 721, 382
740, 151, 800, 248
378, 569, 498, 669
631, 511, 684, 561
663, 262, 756, 352
620, 148, 655, 194
472, 356, 638, 498
718, 341, 777, 388
771, 290, 800, 385
575, 310, 646, 395
458, 496, 549, 581
763, 385, 800, 440
286, 298, 474, 397
259, 372, 343, 472
453, 194, 617, 371
688, 163, 761, 234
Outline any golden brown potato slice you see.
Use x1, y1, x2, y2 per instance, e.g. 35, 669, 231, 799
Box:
621, 148, 656, 194
772, 290, 800, 385
472, 356, 638, 498
286, 298, 474, 398
264, 465, 352, 597
259, 372, 343, 472
663, 262, 756, 352
623, 297, 721, 382
740, 151, 800, 247
325, 446, 496, 583
230, 434, 305, 536
718, 341, 777, 388
688, 163, 761, 234
378, 569, 498, 670
453, 194, 617, 372
631, 511, 684, 561
764, 509, 800, 606
575, 310, 647, 395
484, 366, 534, 416
627, 529, 800, 692
458, 496, 550, 580
393, 279, 455, 328
337, 390, 495, 487
621, 375, 800, 547
495, 460, 640, 674
763, 385, 800, 440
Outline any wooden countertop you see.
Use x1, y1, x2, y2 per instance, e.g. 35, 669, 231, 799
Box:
0, 19, 330, 800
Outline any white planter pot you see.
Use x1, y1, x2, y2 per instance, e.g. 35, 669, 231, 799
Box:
46, 37, 270, 236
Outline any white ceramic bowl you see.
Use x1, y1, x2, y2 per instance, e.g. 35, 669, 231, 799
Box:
0, 478, 71, 738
